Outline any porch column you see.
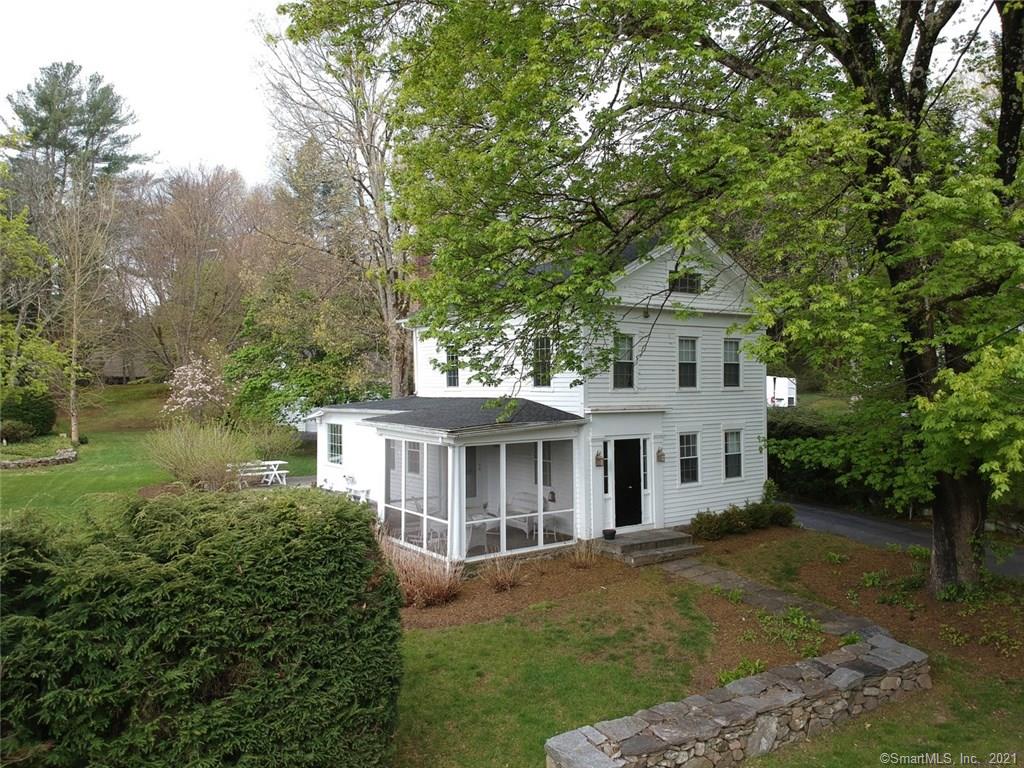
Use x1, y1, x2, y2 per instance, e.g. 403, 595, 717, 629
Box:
447, 445, 461, 560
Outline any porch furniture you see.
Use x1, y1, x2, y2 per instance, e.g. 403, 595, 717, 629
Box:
342, 475, 371, 502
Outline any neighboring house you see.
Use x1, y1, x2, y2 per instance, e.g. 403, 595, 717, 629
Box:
766, 376, 797, 408
98, 351, 150, 384
312, 236, 767, 561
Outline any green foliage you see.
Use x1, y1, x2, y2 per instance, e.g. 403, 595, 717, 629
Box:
716, 658, 766, 686
144, 421, 254, 489
906, 545, 931, 561
861, 570, 888, 588
0, 489, 402, 767
0, 387, 56, 438
238, 418, 301, 460
224, 271, 388, 423
840, 632, 862, 646
825, 551, 849, 565
690, 501, 796, 541
0, 434, 72, 459
939, 625, 969, 648
0, 419, 35, 443
758, 607, 824, 655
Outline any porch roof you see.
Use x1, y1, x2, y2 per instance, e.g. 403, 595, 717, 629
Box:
319, 396, 583, 434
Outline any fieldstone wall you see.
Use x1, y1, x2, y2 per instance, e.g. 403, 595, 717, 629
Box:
545, 633, 930, 768
0, 448, 77, 470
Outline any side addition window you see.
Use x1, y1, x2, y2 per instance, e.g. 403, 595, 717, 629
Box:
327, 423, 343, 464
723, 338, 741, 387
679, 433, 699, 483
613, 334, 635, 389
678, 337, 697, 388
724, 430, 742, 479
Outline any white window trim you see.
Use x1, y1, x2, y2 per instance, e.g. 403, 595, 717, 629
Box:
610, 333, 638, 392
723, 429, 743, 482
677, 431, 701, 487
677, 336, 700, 391
532, 337, 553, 388
722, 338, 742, 390
326, 423, 344, 465
445, 348, 459, 388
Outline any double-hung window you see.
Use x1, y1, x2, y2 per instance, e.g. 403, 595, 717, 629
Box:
445, 347, 459, 387
724, 430, 742, 479
723, 338, 741, 387
679, 433, 699, 483
327, 424, 343, 464
532, 337, 552, 387
678, 337, 697, 388
613, 334, 634, 389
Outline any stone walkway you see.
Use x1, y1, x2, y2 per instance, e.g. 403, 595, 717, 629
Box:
661, 558, 889, 640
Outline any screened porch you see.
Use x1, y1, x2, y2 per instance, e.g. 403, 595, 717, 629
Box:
380, 437, 576, 560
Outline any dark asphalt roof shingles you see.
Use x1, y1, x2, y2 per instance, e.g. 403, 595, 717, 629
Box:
321, 396, 581, 433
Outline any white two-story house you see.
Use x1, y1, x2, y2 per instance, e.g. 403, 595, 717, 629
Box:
312, 236, 767, 561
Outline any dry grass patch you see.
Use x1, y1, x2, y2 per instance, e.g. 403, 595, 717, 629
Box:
376, 529, 464, 607
566, 539, 601, 569
479, 556, 524, 592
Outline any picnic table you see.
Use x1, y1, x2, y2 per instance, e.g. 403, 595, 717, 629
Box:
232, 460, 289, 486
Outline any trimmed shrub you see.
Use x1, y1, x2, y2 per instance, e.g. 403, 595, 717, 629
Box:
768, 502, 796, 527
690, 501, 797, 541
0, 489, 401, 767
0, 388, 56, 438
739, 502, 773, 529
145, 421, 254, 489
0, 419, 35, 443
691, 509, 730, 540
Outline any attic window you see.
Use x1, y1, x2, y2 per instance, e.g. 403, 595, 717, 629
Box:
669, 271, 701, 294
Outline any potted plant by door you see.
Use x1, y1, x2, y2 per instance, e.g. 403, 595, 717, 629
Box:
602, 528, 616, 540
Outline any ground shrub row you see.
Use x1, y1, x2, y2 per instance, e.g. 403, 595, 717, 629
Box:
1, 489, 401, 767
690, 500, 796, 541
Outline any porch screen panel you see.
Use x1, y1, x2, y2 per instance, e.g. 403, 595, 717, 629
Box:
465, 445, 500, 557
425, 444, 449, 556
403, 440, 425, 547
542, 440, 574, 545
505, 442, 538, 551
383, 439, 403, 538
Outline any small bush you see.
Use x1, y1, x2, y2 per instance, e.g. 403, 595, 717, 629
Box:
861, 569, 888, 588
767, 502, 796, 527
480, 556, 523, 592
1, 489, 402, 767
740, 502, 772, 529
840, 632, 862, 646
719, 504, 749, 534
241, 419, 301, 459
691, 510, 730, 540
76, 433, 89, 445
825, 551, 849, 565
0, 419, 35, 443
717, 658, 766, 686
566, 539, 600, 569
0, 388, 56, 437
906, 544, 930, 561
145, 421, 254, 489
376, 529, 464, 607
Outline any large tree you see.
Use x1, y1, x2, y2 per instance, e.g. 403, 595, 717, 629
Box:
261, 25, 415, 395
282, 0, 1024, 593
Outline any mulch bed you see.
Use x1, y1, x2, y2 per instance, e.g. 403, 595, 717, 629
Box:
703, 527, 1024, 679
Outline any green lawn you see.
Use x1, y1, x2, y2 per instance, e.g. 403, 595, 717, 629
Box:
398, 574, 713, 767
1, 383, 317, 525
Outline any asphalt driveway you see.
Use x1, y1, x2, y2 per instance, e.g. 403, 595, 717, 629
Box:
791, 501, 1024, 580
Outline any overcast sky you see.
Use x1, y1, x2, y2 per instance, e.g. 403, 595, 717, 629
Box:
1, 0, 286, 185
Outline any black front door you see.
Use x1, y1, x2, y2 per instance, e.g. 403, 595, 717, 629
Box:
614, 439, 642, 527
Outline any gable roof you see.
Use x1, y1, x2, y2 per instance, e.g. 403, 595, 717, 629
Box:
317, 396, 582, 433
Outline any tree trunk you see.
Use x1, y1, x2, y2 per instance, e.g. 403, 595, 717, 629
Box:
929, 467, 988, 593
388, 323, 414, 397
68, 343, 80, 445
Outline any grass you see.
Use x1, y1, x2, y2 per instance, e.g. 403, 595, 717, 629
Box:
398, 574, 713, 767
797, 392, 849, 414
1, 383, 317, 525
756, 658, 1024, 767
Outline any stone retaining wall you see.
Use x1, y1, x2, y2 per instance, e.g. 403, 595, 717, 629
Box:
0, 448, 77, 470
545, 633, 929, 768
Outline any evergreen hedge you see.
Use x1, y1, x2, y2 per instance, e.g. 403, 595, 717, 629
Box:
0, 489, 402, 767
0, 388, 57, 439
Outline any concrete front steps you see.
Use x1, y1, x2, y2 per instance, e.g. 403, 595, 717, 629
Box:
597, 528, 702, 567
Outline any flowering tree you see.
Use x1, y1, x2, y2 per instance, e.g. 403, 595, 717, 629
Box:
162, 356, 230, 421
